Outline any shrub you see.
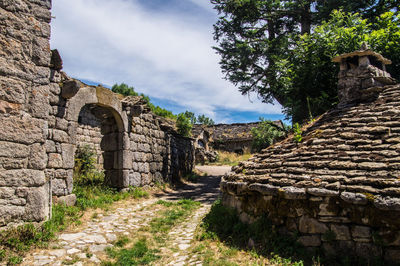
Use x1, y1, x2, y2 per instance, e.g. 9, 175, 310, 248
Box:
176, 113, 192, 137
292, 123, 303, 143
251, 118, 286, 151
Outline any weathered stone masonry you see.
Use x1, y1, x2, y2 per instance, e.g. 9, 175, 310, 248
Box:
221, 46, 400, 263
0, 0, 194, 227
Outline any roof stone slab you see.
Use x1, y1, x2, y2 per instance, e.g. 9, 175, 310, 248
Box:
224, 84, 400, 209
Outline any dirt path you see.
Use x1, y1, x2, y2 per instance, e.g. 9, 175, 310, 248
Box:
22, 165, 231, 266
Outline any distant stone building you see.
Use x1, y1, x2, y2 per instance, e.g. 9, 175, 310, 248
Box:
193, 121, 284, 155
221, 45, 400, 262
0, 0, 194, 227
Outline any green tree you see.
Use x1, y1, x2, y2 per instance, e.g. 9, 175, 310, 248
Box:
183, 111, 197, 124
283, 11, 400, 122
197, 114, 215, 125
176, 113, 193, 137
251, 118, 286, 151
111, 83, 139, 96
212, 0, 398, 122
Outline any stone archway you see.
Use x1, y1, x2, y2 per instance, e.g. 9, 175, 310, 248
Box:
65, 86, 129, 188
76, 104, 123, 187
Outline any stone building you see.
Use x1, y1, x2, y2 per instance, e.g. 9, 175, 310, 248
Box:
0, 0, 194, 227
220, 45, 400, 262
193, 121, 284, 155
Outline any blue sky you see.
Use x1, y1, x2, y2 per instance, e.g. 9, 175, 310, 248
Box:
50, 0, 285, 123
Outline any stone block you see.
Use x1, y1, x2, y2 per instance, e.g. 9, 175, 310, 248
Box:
24, 183, 50, 221
352, 226, 371, 239
47, 153, 63, 168
52, 129, 69, 143
355, 242, 382, 258
141, 173, 151, 185
0, 157, 27, 169
56, 118, 68, 131
121, 170, 130, 188
331, 224, 351, 241
121, 150, 133, 169
28, 143, 47, 170
61, 80, 81, 99
0, 187, 15, 199
61, 144, 75, 169
385, 249, 400, 262
52, 178, 67, 196
298, 235, 321, 247
129, 172, 141, 187
0, 77, 27, 104
28, 86, 50, 118
340, 192, 368, 205
45, 140, 56, 152
55, 194, 76, 207
281, 186, 307, 199
299, 216, 328, 234
0, 141, 30, 158
0, 169, 46, 187
319, 203, 338, 216
0, 116, 45, 144
0, 205, 25, 227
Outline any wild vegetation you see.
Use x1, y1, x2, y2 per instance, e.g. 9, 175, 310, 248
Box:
192, 200, 308, 265
0, 145, 149, 265
212, 0, 399, 123
251, 118, 288, 151
102, 199, 201, 265
208, 150, 252, 166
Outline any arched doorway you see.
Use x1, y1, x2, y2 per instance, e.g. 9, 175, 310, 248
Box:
65, 86, 129, 189
76, 104, 123, 187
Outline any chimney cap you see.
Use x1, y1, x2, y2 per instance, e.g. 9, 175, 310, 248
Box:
332, 43, 392, 65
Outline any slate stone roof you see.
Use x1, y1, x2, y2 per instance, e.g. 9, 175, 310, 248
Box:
225, 83, 400, 208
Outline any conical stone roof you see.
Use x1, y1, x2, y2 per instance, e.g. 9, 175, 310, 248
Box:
222, 83, 400, 210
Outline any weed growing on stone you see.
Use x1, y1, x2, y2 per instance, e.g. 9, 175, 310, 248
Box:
103, 199, 200, 265
115, 235, 130, 247
150, 199, 200, 234
104, 238, 160, 266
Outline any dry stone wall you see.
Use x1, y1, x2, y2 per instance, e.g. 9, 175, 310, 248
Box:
0, 0, 53, 226
0, 0, 194, 227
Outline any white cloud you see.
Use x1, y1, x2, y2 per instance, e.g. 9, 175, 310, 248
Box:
50, 0, 283, 122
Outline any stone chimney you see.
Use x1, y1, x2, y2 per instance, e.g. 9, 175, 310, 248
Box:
332, 43, 396, 105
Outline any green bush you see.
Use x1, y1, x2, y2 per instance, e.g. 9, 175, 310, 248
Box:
251, 118, 286, 152
292, 123, 303, 143
176, 113, 192, 137
74, 145, 105, 186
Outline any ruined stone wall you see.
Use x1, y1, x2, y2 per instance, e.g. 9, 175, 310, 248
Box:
0, 0, 195, 227
0, 0, 52, 226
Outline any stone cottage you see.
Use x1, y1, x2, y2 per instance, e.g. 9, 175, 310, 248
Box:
0, 0, 194, 227
193, 121, 284, 155
221, 45, 400, 262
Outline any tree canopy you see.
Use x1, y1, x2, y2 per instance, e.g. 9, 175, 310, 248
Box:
212, 0, 399, 122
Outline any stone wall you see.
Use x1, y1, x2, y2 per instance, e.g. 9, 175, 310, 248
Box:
0, 0, 53, 226
221, 184, 400, 262
0, 0, 195, 227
